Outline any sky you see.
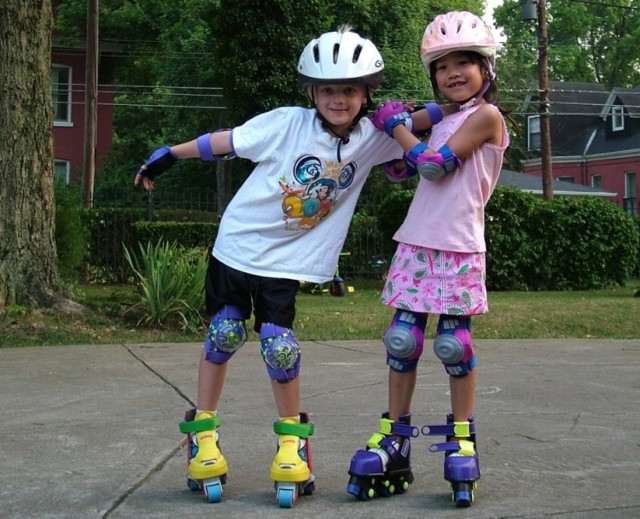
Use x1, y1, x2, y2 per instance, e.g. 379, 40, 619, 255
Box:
483, 0, 507, 42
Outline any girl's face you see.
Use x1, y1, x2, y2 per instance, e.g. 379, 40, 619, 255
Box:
433, 51, 486, 104
311, 83, 368, 134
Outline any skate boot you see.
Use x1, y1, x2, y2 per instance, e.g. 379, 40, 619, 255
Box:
421, 415, 480, 507
347, 413, 419, 500
270, 412, 315, 508
178, 409, 228, 503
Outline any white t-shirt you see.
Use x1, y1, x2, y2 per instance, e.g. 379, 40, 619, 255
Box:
394, 104, 509, 253
212, 106, 402, 283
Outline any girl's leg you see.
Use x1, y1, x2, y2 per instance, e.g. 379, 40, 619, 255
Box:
388, 368, 417, 421
449, 368, 477, 422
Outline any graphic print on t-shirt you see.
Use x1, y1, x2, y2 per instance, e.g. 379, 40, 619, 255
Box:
280, 154, 356, 231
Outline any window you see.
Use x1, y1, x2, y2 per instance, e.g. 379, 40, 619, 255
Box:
591, 175, 602, 189
624, 172, 636, 216
51, 65, 72, 126
612, 106, 624, 131
558, 176, 574, 184
54, 159, 70, 184
527, 115, 540, 150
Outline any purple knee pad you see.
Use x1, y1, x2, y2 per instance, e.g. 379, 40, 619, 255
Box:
383, 310, 427, 372
260, 323, 301, 383
434, 317, 476, 377
204, 305, 247, 364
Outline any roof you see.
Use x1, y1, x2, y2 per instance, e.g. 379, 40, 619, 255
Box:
498, 169, 617, 197
522, 81, 609, 117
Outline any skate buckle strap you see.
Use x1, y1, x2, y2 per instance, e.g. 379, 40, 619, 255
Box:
367, 418, 419, 447
178, 414, 221, 434
421, 421, 475, 437
429, 440, 475, 456
273, 420, 315, 438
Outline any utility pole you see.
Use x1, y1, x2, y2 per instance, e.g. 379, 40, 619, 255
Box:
522, 0, 553, 199
82, 0, 99, 208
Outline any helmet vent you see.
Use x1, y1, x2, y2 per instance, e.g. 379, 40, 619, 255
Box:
352, 44, 363, 63
313, 44, 320, 63
333, 43, 340, 64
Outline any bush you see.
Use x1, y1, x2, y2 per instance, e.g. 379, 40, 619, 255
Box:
123, 239, 208, 330
485, 187, 551, 290
537, 197, 639, 289
379, 185, 639, 291
55, 180, 88, 281
133, 221, 217, 251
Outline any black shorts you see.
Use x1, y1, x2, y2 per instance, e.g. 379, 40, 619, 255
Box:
205, 255, 300, 332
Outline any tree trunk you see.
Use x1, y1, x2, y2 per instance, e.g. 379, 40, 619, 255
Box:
0, 1, 73, 309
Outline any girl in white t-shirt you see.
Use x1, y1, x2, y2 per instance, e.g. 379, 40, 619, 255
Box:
135, 27, 442, 508
347, 12, 509, 508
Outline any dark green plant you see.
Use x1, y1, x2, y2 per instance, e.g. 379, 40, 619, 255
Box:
55, 180, 88, 281
485, 187, 542, 290
539, 197, 639, 290
123, 240, 208, 330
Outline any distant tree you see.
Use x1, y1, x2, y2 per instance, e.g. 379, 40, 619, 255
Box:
494, 0, 640, 89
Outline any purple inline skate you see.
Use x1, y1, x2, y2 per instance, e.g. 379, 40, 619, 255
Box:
347, 413, 419, 500
422, 415, 480, 507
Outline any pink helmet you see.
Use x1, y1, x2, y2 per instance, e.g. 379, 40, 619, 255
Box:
420, 11, 497, 75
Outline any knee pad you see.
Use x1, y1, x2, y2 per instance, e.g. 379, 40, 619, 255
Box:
434, 316, 476, 377
260, 323, 301, 384
383, 310, 427, 372
204, 305, 247, 364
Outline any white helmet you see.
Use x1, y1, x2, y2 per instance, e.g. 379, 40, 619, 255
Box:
420, 11, 497, 75
298, 29, 384, 89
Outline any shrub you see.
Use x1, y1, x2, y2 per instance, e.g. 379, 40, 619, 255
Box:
55, 180, 88, 281
123, 239, 208, 330
537, 197, 639, 289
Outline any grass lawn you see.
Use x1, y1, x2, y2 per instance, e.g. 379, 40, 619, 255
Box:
1, 279, 639, 348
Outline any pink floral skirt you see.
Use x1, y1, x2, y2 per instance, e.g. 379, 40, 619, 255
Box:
381, 244, 488, 316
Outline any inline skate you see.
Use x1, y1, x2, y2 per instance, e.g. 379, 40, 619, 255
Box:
270, 412, 315, 508
179, 409, 228, 503
347, 413, 419, 500
422, 414, 480, 507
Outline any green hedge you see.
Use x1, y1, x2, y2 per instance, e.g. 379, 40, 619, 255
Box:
132, 221, 217, 251
79, 188, 640, 289
375, 186, 640, 291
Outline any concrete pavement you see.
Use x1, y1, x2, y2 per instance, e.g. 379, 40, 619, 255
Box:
1, 339, 639, 518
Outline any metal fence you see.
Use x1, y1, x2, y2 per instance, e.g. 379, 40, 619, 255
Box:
88, 191, 390, 283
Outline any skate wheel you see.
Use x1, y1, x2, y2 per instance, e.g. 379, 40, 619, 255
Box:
452, 481, 474, 507
203, 478, 223, 503
347, 476, 376, 501
276, 482, 298, 508
186, 476, 200, 491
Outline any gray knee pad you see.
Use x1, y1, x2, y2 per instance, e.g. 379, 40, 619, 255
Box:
260, 323, 301, 383
383, 310, 427, 372
204, 305, 247, 364
434, 316, 476, 377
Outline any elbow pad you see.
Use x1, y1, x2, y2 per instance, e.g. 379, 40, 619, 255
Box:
197, 129, 237, 161
383, 159, 417, 182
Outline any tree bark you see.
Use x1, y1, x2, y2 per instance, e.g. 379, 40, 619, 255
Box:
0, 1, 74, 310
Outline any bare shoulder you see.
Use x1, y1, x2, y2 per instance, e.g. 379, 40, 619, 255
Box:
470, 104, 503, 145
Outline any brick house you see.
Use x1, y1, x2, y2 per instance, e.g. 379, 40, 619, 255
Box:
51, 14, 114, 184
522, 81, 639, 215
